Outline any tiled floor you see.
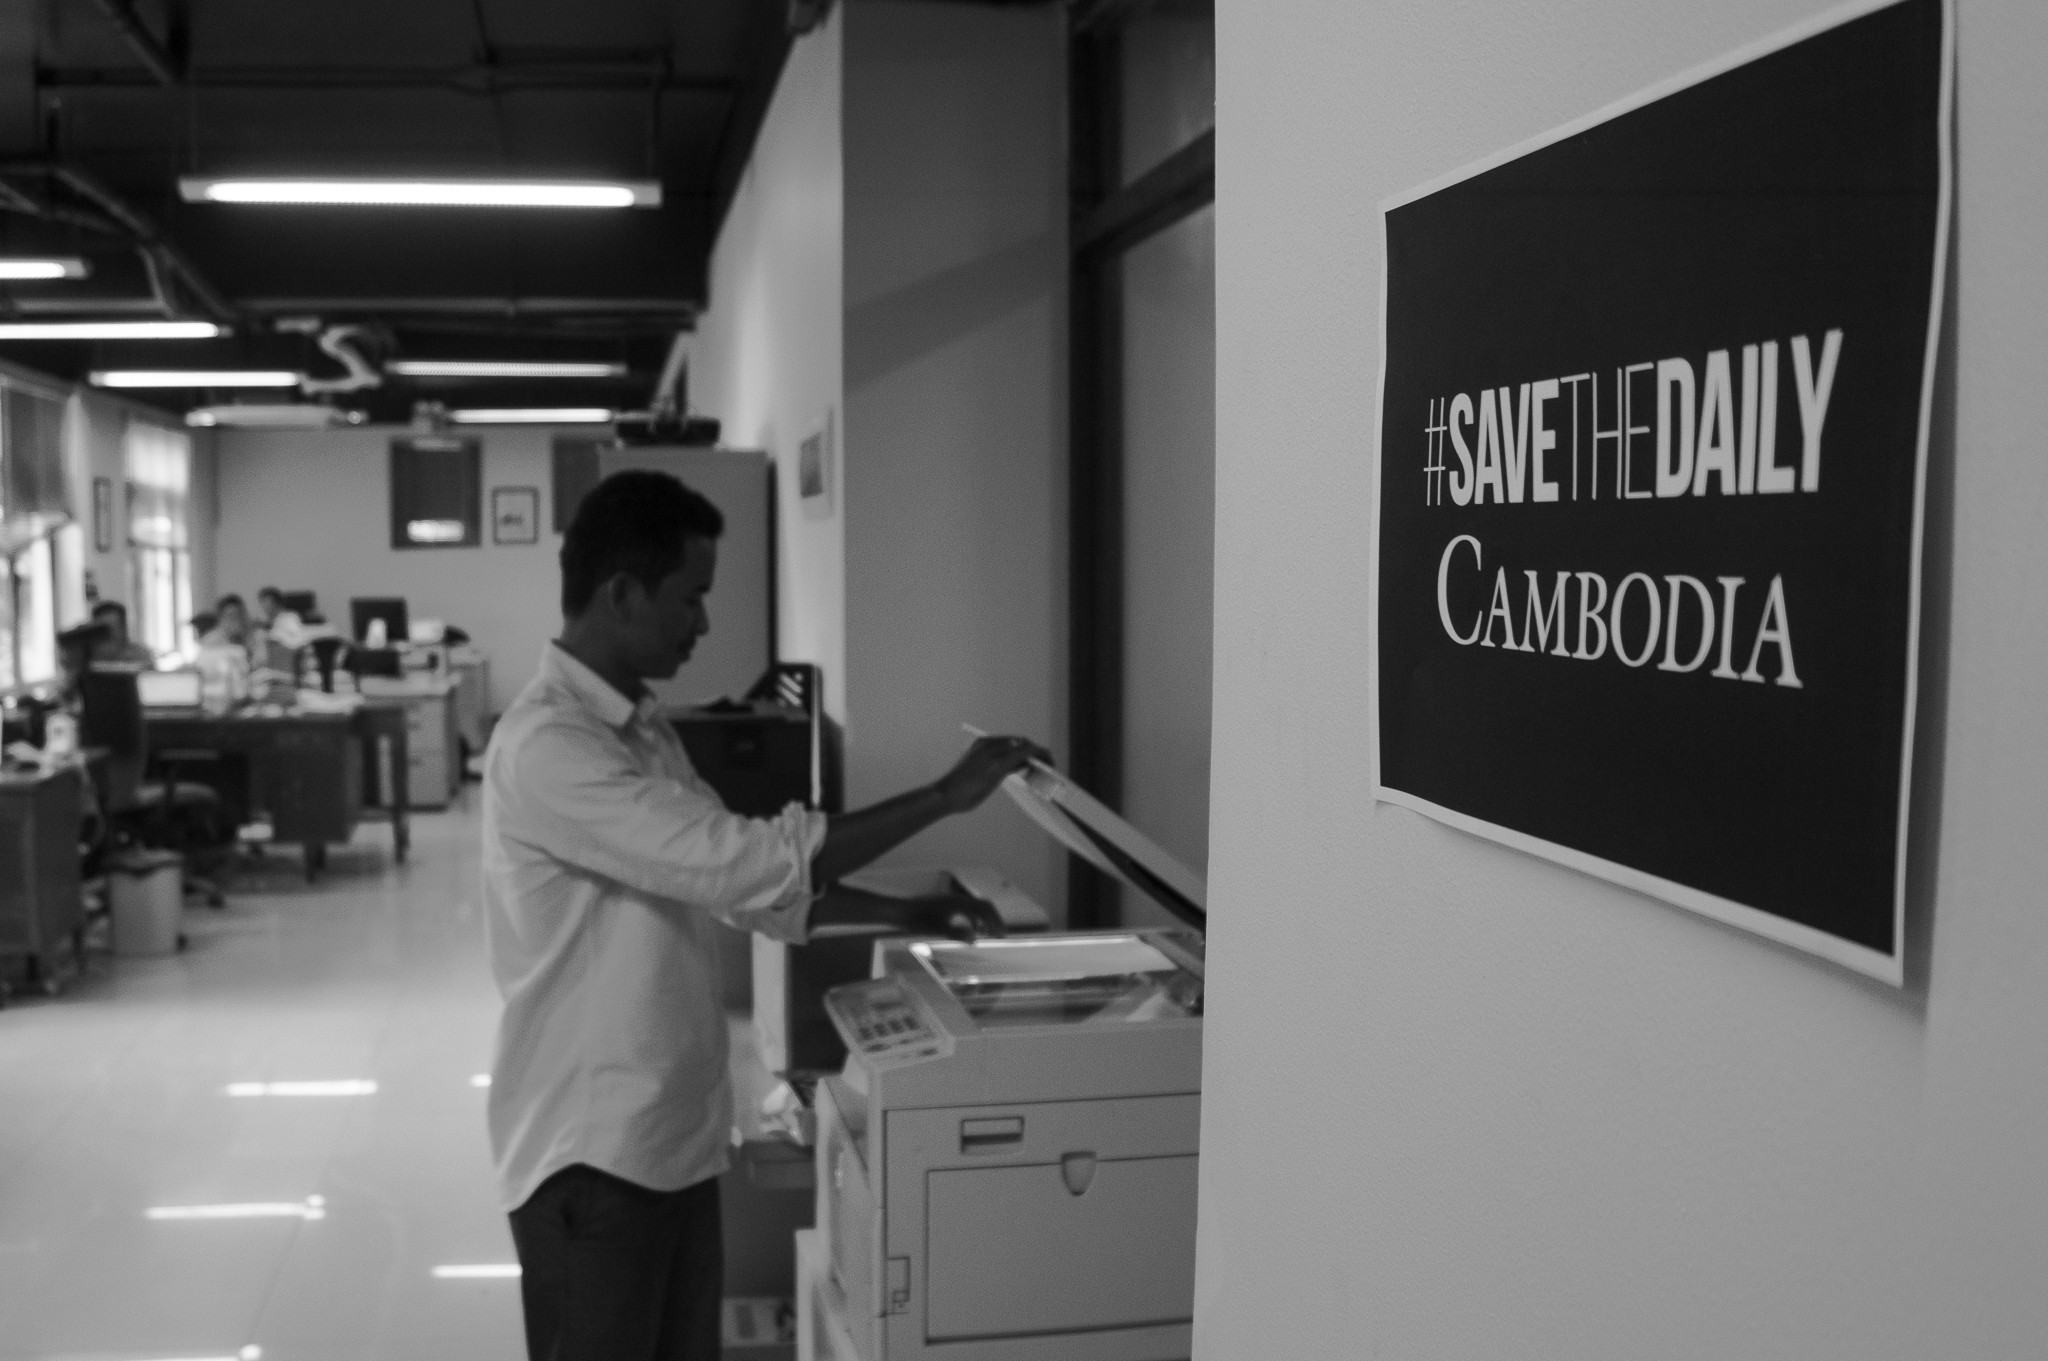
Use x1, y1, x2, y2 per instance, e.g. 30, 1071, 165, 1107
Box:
0, 799, 524, 1361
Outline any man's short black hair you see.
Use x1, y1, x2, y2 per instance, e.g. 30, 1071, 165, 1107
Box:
560, 470, 724, 618
91, 600, 127, 624
257, 585, 283, 603
217, 593, 246, 613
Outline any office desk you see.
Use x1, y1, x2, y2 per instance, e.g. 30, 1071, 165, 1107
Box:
357, 677, 460, 808
145, 705, 410, 879
0, 764, 85, 997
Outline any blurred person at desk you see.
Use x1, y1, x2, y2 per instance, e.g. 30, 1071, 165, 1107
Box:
198, 594, 253, 659
87, 601, 156, 668
484, 470, 1048, 1361
195, 597, 253, 707
254, 585, 310, 649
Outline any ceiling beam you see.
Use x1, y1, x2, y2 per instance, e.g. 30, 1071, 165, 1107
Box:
238, 296, 697, 324
35, 64, 737, 97
83, 0, 180, 86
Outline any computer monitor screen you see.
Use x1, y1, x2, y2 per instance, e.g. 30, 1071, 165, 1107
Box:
136, 669, 203, 708
350, 597, 409, 645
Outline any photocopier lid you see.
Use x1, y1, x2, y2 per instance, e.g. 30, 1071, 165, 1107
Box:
998, 764, 1207, 931
907, 933, 1203, 1030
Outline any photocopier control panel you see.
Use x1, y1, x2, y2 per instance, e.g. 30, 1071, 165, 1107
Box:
828, 978, 948, 1066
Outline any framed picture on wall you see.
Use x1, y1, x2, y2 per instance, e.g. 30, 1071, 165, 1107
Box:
492, 486, 540, 545
92, 477, 113, 551
799, 408, 835, 519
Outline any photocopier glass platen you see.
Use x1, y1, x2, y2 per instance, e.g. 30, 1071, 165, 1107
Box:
907, 933, 1203, 1030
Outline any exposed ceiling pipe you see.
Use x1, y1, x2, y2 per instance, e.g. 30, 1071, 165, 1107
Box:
85, 0, 181, 86
0, 162, 237, 322
612, 331, 716, 445
300, 326, 382, 395
649, 329, 689, 417
136, 247, 176, 315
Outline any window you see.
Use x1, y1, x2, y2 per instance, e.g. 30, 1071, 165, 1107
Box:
125, 419, 195, 661
52, 522, 87, 631
0, 557, 14, 690
14, 537, 56, 684
0, 377, 74, 688
390, 437, 482, 548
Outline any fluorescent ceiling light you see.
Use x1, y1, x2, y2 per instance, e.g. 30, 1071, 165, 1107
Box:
147, 1196, 326, 1221
94, 370, 301, 389
433, 1263, 522, 1279
387, 359, 627, 379
187, 404, 365, 429
181, 177, 659, 208
447, 408, 613, 425
225, 1079, 377, 1097
0, 257, 89, 280
471, 1073, 492, 1087
0, 320, 221, 340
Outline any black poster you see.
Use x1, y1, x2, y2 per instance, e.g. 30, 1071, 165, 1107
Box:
1371, 0, 1949, 983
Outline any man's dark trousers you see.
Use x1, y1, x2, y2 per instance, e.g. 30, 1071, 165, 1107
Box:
510, 1163, 723, 1360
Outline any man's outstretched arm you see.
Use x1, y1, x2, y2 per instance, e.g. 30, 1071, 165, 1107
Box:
807, 734, 1051, 933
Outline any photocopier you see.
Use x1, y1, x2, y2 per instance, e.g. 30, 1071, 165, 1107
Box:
806, 762, 1207, 1361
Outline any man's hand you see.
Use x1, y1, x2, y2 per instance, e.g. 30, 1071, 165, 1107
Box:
936, 735, 1052, 814
810, 733, 1053, 889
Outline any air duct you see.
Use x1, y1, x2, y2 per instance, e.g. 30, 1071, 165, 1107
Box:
300, 325, 382, 395
613, 331, 719, 445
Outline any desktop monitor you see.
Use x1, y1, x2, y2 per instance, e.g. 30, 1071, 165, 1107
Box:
349, 597, 409, 645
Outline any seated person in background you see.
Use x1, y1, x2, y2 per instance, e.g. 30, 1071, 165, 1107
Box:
196, 597, 252, 703
201, 594, 253, 659
88, 601, 156, 668
255, 585, 308, 649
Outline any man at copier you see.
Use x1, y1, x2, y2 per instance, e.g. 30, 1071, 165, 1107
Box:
482, 469, 1047, 1361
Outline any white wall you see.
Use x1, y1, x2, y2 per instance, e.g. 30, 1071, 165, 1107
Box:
841, 0, 1068, 915
1198, 2, 2048, 1358
690, 7, 847, 718
212, 424, 567, 711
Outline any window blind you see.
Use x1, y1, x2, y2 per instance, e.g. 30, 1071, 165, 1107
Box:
0, 380, 73, 556
124, 418, 191, 550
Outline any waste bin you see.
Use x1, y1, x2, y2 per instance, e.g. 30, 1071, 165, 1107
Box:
109, 850, 183, 957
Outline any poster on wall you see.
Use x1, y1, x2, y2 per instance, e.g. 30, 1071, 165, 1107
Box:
1369, 0, 1950, 984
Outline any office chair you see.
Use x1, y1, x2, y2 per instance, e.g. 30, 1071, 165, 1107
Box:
79, 670, 232, 909
303, 637, 349, 692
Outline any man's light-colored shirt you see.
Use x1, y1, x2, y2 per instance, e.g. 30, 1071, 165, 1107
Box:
482, 644, 823, 1212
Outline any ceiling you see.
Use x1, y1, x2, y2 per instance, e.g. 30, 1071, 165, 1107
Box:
0, 0, 808, 420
